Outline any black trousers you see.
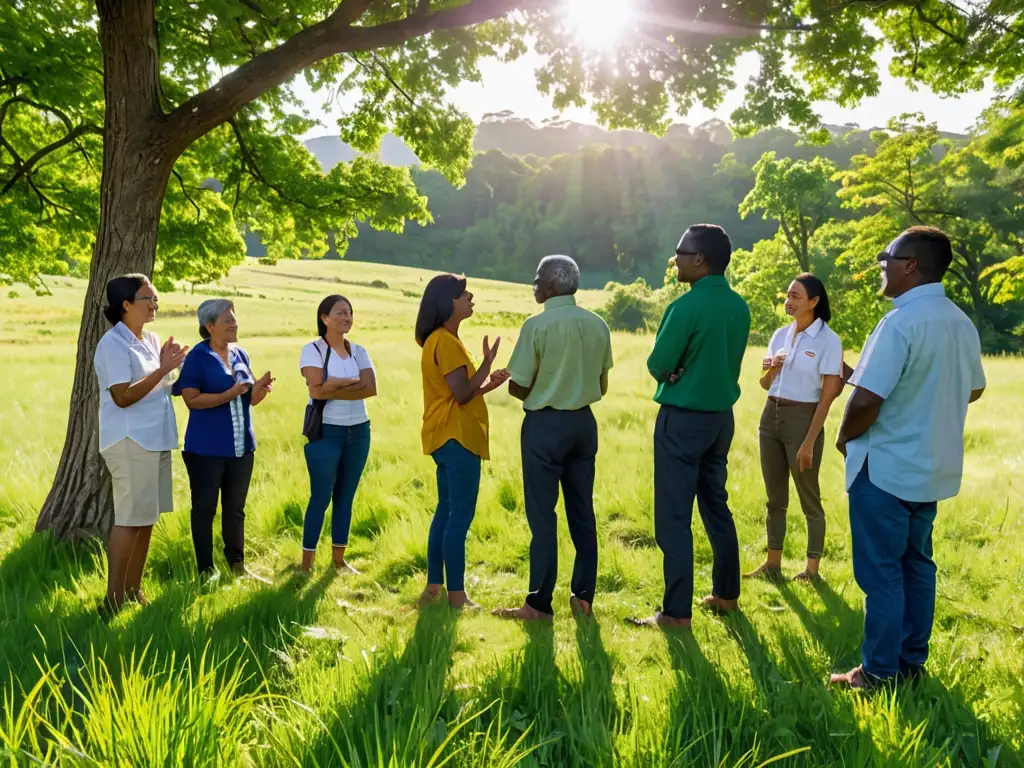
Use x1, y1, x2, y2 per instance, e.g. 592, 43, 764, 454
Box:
522, 407, 599, 615
182, 451, 254, 574
654, 406, 740, 619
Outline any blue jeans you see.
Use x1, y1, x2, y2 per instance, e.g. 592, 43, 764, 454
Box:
302, 422, 371, 551
428, 440, 481, 592
849, 461, 938, 680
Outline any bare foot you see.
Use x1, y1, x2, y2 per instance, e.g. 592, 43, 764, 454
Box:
125, 588, 150, 606
743, 563, 784, 583
333, 560, 360, 575
448, 592, 481, 611
792, 570, 820, 584
627, 611, 691, 629
417, 586, 444, 607
569, 596, 592, 617
231, 563, 273, 585
829, 665, 877, 692
698, 595, 738, 616
492, 603, 553, 622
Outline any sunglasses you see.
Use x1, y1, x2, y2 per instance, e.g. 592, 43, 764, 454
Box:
876, 252, 914, 264
675, 250, 701, 258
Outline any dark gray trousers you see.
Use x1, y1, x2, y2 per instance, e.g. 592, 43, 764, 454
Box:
522, 407, 599, 615
654, 406, 740, 619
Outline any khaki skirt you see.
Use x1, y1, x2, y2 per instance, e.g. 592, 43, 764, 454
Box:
100, 438, 173, 527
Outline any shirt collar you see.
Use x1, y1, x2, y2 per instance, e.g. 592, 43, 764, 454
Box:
893, 282, 945, 308
544, 295, 577, 311
113, 322, 143, 344
691, 274, 729, 290
803, 318, 824, 337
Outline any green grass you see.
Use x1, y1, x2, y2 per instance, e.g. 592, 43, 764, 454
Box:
1, 259, 1022, 766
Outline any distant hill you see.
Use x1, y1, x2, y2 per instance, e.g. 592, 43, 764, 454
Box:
301, 112, 967, 170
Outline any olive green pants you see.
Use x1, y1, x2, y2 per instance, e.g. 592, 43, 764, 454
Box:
758, 399, 826, 560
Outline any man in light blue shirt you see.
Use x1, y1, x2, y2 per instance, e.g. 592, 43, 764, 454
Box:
832, 226, 986, 691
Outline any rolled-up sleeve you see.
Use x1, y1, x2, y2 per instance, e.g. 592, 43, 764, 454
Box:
95, 336, 132, 390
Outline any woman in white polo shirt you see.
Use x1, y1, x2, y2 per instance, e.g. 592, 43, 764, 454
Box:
746, 273, 843, 583
94, 274, 186, 613
298, 295, 377, 574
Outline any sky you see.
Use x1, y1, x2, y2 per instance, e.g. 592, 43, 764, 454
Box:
298, 47, 996, 140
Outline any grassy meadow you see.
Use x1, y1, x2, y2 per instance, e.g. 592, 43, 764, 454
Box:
0, 259, 1022, 766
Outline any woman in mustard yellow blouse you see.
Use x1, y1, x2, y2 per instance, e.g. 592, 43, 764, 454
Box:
415, 274, 509, 609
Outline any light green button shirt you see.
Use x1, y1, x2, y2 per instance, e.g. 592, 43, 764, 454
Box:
506, 295, 614, 411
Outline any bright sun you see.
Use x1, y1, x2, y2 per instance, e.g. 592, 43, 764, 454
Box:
562, 0, 635, 50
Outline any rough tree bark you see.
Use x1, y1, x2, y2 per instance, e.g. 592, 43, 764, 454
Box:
34, 0, 182, 537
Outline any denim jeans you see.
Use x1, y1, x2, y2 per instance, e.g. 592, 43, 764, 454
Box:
302, 422, 371, 551
849, 461, 938, 680
428, 439, 481, 592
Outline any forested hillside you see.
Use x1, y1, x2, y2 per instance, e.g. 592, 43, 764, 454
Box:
287, 115, 904, 287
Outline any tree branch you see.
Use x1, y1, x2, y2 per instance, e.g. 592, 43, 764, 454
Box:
1, 122, 103, 196
229, 118, 330, 211
167, 0, 540, 147
172, 168, 202, 221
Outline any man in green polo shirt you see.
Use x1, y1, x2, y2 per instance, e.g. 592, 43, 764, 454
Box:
635, 224, 751, 629
493, 255, 613, 622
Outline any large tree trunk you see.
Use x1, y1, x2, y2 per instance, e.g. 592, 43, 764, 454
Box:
34, 0, 179, 539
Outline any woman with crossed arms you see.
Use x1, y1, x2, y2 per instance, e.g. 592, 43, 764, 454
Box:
746, 273, 844, 583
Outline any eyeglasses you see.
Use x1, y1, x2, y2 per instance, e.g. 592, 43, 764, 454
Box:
675, 250, 700, 258
876, 252, 913, 265
134, 295, 159, 303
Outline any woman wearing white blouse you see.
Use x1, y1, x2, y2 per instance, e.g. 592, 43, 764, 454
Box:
746, 274, 844, 583
298, 295, 377, 574
93, 274, 187, 613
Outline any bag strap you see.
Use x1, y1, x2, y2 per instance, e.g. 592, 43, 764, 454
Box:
317, 338, 332, 385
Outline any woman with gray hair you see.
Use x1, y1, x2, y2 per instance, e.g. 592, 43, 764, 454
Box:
173, 298, 273, 582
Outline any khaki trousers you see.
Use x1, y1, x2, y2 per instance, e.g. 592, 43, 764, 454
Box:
758, 399, 826, 559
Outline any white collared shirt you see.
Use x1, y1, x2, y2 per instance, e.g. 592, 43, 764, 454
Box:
93, 322, 179, 452
766, 318, 843, 403
299, 340, 375, 426
845, 283, 985, 502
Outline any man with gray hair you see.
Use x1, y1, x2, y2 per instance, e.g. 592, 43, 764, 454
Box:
493, 255, 614, 621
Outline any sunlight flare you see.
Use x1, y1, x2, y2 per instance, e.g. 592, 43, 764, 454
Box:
561, 0, 636, 50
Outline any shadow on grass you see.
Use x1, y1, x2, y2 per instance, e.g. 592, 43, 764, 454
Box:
778, 578, 863, 671
660, 629, 743, 765
297, 604, 460, 767
0, 531, 107, 686
570, 618, 620, 766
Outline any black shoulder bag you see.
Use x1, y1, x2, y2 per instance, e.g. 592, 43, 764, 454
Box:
302, 340, 332, 443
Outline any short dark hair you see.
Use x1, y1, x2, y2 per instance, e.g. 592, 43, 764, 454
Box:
898, 226, 953, 282
793, 273, 832, 323
416, 274, 467, 347
102, 274, 148, 326
688, 224, 732, 274
316, 294, 352, 337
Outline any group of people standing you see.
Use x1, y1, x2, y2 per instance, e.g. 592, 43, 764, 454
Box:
92, 220, 984, 692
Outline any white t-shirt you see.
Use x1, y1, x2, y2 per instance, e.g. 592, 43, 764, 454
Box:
93, 322, 179, 452
299, 339, 374, 426
767, 318, 843, 403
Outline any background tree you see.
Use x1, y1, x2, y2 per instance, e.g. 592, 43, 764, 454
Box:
738, 151, 838, 271
837, 113, 1024, 349
1, 0, 1023, 537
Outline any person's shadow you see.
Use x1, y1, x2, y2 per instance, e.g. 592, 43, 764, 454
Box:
299, 603, 460, 767
778, 578, 863, 671
571, 618, 617, 766
661, 629, 739, 765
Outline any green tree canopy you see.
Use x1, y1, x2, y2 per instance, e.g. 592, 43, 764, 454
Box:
738, 151, 838, 271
